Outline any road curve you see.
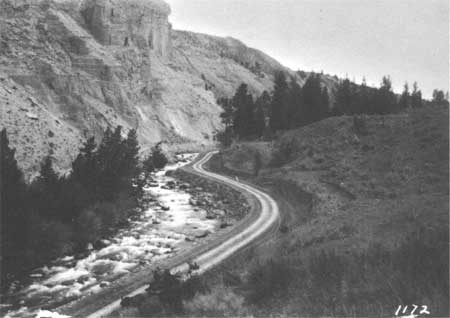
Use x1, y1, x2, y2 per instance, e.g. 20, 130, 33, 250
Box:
85, 151, 280, 318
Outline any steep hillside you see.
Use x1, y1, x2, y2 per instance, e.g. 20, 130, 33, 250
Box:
218, 105, 449, 250
0, 0, 301, 179
206, 105, 449, 316
171, 30, 296, 98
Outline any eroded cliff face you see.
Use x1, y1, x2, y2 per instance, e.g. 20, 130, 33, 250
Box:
81, 0, 172, 57
0, 0, 301, 179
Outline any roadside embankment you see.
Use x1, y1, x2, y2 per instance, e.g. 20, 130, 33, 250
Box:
101, 152, 275, 318
200, 106, 449, 317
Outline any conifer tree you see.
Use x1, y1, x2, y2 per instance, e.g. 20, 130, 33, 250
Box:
289, 80, 304, 127
254, 103, 266, 137
151, 142, 168, 169
303, 74, 328, 123
72, 136, 97, 189
34, 155, 61, 219
430, 89, 449, 107
1, 129, 28, 260
1, 129, 26, 214
122, 129, 140, 178
253, 91, 271, 137
95, 126, 125, 200
334, 78, 353, 115
398, 82, 410, 110
215, 127, 234, 147
374, 76, 396, 114
269, 71, 290, 130
38, 155, 59, 188
257, 91, 271, 117
432, 89, 445, 104
218, 97, 234, 130
411, 82, 422, 108
358, 77, 371, 114
321, 86, 330, 116
217, 97, 235, 146
232, 83, 255, 137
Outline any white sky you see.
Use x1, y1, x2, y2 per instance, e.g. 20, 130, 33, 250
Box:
166, 0, 449, 98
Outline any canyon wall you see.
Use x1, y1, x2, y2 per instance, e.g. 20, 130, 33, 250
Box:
0, 0, 322, 179
80, 0, 172, 57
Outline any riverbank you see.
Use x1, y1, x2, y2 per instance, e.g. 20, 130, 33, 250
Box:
2, 154, 247, 317
1, 152, 255, 318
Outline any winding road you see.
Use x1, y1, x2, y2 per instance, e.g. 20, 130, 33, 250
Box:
64, 151, 280, 317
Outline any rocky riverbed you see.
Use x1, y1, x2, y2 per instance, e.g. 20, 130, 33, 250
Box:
171, 169, 250, 224
1, 153, 248, 318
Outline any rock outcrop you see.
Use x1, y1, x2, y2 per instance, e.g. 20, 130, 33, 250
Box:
81, 0, 172, 57
0, 0, 335, 179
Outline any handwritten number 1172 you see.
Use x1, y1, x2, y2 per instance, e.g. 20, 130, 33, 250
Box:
395, 305, 430, 316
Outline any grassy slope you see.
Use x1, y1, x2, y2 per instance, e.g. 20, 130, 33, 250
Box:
204, 105, 449, 316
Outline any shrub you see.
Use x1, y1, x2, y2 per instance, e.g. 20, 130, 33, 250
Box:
215, 128, 233, 148
246, 258, 293, 303
184, 287, 245, 317
138, 295, 165, 316
28, 220, 75, 264
151, 142, 168, 169
301, 228, 449, 316
76, 209, 102, 245
269, 140, 294, 167
137, 268, 211, 315
143, 142, 168, 173
352, 114, 368, 135
142, 155, 155, 173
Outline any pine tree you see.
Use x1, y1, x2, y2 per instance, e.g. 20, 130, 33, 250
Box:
432, 89, 445, 103
321, 86, 330, 117
122, 129, 140, 178
358, 77, 371, 114
1, 129, 26, 213
257, 91, 271, 117
95, 126, 125, 200
398, 82, 410, 110
151, 142, 168, 169
289, 80, 304, 127
303, 74, 328, 123
215, 127, 234, 147
218, 97, 234, 130
254, 103, 266, 137
374, 76, 396, 114
334, 78, 353, 115
38, 155, 59, 187
431, 89, 449, 107
1, 129, 28, 259
34, 155, 62, 219
411, 82, 422, 108
232, 83, 254, 137
72, 137, 97, 187
269, 71, 290, 130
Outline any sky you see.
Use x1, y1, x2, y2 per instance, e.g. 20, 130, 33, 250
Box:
166, 0, 449, 98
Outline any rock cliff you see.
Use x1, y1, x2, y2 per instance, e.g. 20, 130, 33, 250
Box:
80, 0, 172, 57
0, 0, 326, 179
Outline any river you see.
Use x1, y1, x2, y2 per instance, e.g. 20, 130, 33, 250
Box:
1, 153, 219, 318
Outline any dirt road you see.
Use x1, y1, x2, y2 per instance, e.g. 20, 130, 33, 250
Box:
60, 151, 280, 317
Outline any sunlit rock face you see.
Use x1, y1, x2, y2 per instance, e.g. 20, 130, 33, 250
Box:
81, 0, 172, 57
